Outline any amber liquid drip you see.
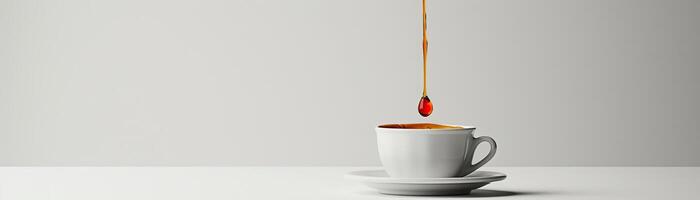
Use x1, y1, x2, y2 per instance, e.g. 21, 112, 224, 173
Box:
421, 0, 428, 97
418, 0, 433, 117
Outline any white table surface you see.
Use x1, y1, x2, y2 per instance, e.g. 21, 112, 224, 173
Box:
0, 167, 698, 200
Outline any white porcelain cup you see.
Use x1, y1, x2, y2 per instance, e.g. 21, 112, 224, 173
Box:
376, 124, 497, 178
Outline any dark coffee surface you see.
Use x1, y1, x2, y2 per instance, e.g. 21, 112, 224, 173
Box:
378, 123, 461, 129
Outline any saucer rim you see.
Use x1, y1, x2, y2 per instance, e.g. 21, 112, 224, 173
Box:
345, 170, 506, 184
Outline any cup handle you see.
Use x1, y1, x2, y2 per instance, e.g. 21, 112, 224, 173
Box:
465, 136, 497, 175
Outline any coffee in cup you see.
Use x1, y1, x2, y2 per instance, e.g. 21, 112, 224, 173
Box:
376, 123, 497, 178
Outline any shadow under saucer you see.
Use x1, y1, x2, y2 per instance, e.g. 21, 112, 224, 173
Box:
356, 189, 555, 198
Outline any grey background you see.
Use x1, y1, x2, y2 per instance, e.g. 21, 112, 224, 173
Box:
1, 0, 699, 166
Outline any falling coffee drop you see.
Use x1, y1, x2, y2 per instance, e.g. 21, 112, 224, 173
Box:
418, 96, 433, 117
417, 0, 433, 117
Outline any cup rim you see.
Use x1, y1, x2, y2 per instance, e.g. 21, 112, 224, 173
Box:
376, 123, 475, 131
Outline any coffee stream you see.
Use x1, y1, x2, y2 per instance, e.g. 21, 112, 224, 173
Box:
418, 0, 433, 117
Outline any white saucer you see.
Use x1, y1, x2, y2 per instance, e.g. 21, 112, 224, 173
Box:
345, 170, 506, 196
